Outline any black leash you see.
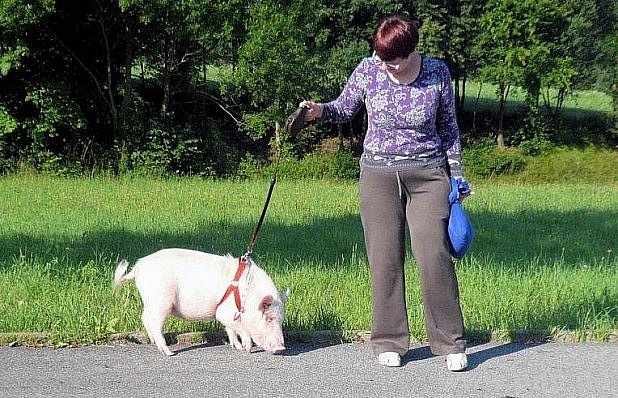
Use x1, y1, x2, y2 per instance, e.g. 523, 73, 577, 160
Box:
243, 106, 307, 258
243, 122, 285, 258
244, 175, 276, 257
219, 111, 305, 318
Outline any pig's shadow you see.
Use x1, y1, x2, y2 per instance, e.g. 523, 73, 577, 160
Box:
163, 328, 344, 356
172, 342, 226, 355
171, 341, 338, 356
279, 342, 341, 356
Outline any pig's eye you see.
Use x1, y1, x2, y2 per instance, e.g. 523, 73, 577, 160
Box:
265, 315, 274, 323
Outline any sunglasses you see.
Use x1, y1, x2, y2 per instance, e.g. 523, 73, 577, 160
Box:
373, 53, 403, 70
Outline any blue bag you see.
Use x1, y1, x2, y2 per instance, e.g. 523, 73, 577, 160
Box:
448, 178, 474, 258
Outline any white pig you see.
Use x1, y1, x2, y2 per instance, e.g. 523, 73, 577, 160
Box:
113, 248, 289, 356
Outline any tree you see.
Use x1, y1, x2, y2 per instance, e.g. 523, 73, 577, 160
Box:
0, 0, 613, 174
473, 0, 575, 147
415, 0, 487, 116
119, 0, 240, 114
0, 0, 122, 166
298, 0, 403, 148
0, 0, 54, 161
227, 0, 325, 143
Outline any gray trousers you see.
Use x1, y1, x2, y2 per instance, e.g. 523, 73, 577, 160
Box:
359, 165, 466, 356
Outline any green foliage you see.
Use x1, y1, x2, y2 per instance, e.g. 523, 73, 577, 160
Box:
0, 106, 17, 169
510, 147, 618, 183
510, 110, 555, 154
0, 106, 17, 138
323, 40, 371, 94
316, 0, 400, 78
240, 150, 359, 180
464, 140, 527, 178
24, 83, 87, 145
473, 0, 577, 138
124, 115, 238, 177
0, 45, 27, 76
0, 0, 615, 176
415, 0, 486, 79
229, 0, 323, 139
561, 0, 617, 94
239, 105, 282, 141
0, 0, 54, 26
518, 133, 554, 157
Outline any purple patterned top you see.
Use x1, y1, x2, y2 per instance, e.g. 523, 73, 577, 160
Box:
321, 55, 463, 178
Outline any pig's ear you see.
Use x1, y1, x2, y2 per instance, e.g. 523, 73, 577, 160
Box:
259, 295, 274, 313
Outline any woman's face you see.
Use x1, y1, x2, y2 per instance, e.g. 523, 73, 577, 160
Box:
375, 53, 412, 76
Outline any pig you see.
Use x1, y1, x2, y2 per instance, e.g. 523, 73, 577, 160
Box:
113, 248, 289, 356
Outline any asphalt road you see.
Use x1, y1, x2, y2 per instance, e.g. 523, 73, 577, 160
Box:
1, 341, 616, 397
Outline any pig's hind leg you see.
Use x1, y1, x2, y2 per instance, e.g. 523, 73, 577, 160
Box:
142, 307, 175, 356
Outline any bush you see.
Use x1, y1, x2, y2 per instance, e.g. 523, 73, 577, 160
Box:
238, 150, 360, 180
464, 140, 527, 178
519, 133, 554, 156
512, 146, 618, 183
122, 115, 239, 178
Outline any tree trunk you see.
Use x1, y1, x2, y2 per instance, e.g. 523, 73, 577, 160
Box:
161, 6, 172, 114
472, 82, 482, 135
496, 83, 511, 148
117, 20, 134, 144
497, 96, 505, 148
337, 124, 344, 150
460, 75, 467, 113
454, 76, 461, 115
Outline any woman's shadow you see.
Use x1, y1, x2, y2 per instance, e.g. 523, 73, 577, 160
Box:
402, 341, 543, 370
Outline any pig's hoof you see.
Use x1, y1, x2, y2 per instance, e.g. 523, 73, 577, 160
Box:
161, 348, 176, 356
230, 341, 243, 351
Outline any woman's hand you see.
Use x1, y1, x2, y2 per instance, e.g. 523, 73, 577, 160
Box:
456, 178, 473, 202
299, 101, 324, 122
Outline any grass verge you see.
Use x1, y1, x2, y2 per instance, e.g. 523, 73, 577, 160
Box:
0, 174, 616, 346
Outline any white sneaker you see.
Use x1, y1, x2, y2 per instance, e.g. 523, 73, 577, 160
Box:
378, 352, 401, 367
446, 353, 468, 371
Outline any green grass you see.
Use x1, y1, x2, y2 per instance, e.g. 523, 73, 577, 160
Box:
0, 173, 616, 345
462, 81, 613, 114
468, 147, 618, 184
512, 147, 618, 183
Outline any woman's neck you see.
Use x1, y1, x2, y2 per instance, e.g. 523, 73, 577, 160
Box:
387, 52, 422, 85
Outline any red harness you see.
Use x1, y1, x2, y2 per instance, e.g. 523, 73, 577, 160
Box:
216, 256, 250, 320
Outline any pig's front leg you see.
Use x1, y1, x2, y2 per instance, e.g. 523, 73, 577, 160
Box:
225, 327, 253, 353
225, 327, 244, 351
240, 330, 252, 352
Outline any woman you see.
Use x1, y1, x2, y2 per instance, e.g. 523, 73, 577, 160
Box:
299, 15, 469, 371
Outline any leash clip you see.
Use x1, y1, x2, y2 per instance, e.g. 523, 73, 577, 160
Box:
233, 308, 244, 321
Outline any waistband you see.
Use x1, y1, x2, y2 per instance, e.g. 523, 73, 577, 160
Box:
360, 152, 446, 172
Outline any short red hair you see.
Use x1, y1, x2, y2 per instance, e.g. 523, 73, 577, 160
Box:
372, 16, 419, 61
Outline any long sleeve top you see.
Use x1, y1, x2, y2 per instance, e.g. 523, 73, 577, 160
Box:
320, 54, 464, 178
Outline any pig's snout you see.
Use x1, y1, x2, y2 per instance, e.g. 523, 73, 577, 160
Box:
265, 344, 285, 355
269, 347, 285, 355
260, 333, 285, 355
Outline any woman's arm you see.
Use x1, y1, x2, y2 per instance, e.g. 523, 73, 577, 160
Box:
301, 59, 370, 124
437, 62, 464, 179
